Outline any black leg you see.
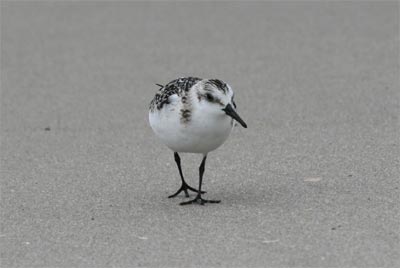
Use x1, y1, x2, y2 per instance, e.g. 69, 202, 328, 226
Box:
180, 154, 221, 205
168, 152, 205, 198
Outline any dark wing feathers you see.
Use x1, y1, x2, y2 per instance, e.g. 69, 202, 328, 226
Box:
150, 77, 201, 111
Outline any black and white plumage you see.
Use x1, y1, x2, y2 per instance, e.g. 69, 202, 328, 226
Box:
149, 77, 247, 205
149, 77, 201, 111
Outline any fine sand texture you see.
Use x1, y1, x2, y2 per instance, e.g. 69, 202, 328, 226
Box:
1, 2, 399, 267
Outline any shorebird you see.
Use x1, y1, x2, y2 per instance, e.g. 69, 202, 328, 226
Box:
149, 77, 247, 205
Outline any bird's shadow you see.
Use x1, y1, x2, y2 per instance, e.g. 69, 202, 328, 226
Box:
163, 183, 292, 209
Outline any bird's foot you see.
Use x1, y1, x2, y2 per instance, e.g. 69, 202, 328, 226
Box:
179, 194, 220, 205
168, 182, 205, 198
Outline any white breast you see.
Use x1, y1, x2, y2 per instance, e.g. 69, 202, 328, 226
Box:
149, 98, 234, 154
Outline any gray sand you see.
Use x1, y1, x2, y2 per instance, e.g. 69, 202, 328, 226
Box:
1, 2, 399, 267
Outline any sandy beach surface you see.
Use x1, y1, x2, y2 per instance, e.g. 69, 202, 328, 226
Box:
1, 2, 399, 267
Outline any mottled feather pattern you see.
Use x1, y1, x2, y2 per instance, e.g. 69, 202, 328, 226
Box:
206, 79, 229, 94
149, 77, 201, 111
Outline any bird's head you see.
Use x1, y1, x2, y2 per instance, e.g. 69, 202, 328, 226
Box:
195, 79, 247, 128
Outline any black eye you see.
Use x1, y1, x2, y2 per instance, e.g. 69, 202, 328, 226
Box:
206, 93, 214, 102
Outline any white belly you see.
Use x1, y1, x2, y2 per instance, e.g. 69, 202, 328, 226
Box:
149, 107, 234, 154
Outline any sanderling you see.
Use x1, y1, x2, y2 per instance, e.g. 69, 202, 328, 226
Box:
149, 77, 247, 205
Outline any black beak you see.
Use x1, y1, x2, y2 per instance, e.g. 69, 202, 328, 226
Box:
222, 104, 247, 128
